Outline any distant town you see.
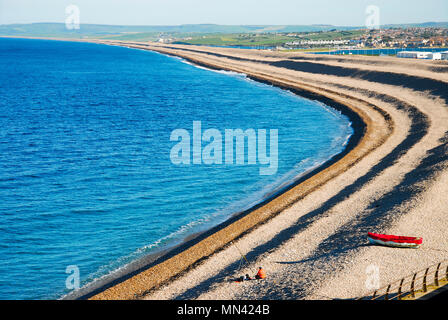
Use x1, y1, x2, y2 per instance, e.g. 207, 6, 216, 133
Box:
282, 27, 448, 49
1, 22, 447, 59
160, 27, 448, 52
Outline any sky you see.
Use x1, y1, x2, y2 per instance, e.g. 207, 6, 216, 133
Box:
0, 0, 447, 26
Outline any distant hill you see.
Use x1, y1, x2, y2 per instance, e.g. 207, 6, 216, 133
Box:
0, 22, 361, 39
0, 22, 446, 40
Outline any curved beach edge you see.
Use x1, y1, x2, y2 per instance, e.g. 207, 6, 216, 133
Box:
70, 41, 392, 300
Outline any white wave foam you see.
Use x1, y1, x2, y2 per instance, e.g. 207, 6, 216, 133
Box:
180, 59, 248, 78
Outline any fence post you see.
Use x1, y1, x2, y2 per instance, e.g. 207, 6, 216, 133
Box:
423, 268, 429, 292
446, 264, 448, 281
411, 273, 417, 298
398, 279, 404, 300
385, 284, 391, 300
435, 263, 441, 287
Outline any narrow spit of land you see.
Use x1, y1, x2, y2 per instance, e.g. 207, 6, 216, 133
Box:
82, 41, 448, 300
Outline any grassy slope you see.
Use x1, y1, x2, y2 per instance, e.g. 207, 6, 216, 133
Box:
0, 23, 350, 37
174, 34, 295, 46
173, 30, 367, 47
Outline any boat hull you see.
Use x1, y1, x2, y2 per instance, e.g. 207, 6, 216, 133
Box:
367, 232, 422, 248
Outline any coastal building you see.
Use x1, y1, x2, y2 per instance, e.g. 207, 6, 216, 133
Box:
397, 51, 433, 59
428, 37, 448, 47
158, 38, 173, 43
285, 39, 350, 47
429, 52, 442, 60
349, 40, 365, 48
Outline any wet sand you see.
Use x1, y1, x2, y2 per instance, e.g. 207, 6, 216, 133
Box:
81, 41, 448, 300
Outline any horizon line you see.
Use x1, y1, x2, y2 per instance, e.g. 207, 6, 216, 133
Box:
1, 21, 448, 28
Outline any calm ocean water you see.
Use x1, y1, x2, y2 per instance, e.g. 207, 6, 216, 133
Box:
0, 38, 353, 299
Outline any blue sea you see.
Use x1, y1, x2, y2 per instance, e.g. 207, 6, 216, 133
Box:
0, 38, 353, 299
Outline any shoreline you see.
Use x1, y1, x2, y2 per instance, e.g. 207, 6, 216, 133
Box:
60, 39, 368, 300
142, 45, 447, 300
12, 38, 446, 300
79, 41, 391, 300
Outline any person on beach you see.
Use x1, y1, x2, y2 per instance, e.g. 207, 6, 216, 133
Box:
255, 267, 266, 280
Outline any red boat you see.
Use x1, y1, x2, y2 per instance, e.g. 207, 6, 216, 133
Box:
368, 232, 423, 248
